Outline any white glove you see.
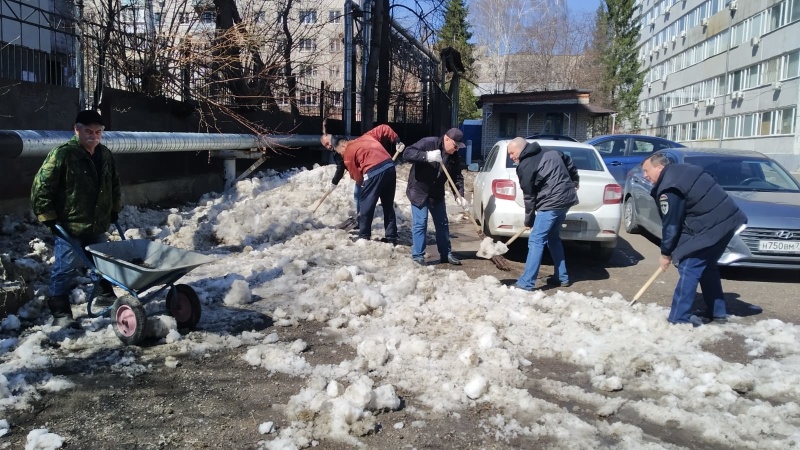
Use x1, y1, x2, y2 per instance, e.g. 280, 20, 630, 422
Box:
455, 196, 470, 211
426, 150, 442, 163
395, 142, 405, 153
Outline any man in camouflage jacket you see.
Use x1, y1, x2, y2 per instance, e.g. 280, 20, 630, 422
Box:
31, 110, 122, 328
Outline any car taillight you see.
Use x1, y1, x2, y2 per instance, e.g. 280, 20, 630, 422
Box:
492, 179, 516, 200
603, 184, 623, 204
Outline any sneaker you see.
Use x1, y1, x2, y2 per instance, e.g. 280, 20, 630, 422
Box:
711, 316, 728, 324
337, 217, 358, 230
440, 253, 462, 265
412, 256, 425, 265
512, 283, 534, 292
546, 276, 571, 287
687, 315, 709, 327
379, 237, 397, 245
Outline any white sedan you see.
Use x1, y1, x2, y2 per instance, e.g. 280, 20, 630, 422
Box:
469, 139, 622, 260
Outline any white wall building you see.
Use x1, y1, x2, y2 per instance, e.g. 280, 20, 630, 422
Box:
636, 0, 800, 170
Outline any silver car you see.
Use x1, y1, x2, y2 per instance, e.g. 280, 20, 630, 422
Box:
623, 148, 800, 269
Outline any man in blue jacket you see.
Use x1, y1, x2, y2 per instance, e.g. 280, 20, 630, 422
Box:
643, 152, 747, 326
508, 138, 579, 290
402, 128, 467, 265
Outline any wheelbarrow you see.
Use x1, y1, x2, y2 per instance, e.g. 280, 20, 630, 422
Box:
54, 224, 215, 345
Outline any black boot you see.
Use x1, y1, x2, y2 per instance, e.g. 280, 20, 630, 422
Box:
47, 295, 79, 329
93, 279, 117, 308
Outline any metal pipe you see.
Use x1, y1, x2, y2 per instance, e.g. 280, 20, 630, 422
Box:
388, 17, 439, 64
0, 131, 324, 158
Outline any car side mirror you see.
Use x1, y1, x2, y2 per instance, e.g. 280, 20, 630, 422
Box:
467, 163, 480, 172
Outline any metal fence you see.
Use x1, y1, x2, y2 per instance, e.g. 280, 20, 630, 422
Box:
1, 0, 440, 129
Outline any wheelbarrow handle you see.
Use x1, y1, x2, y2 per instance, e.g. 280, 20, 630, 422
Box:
115, 221, 126, 240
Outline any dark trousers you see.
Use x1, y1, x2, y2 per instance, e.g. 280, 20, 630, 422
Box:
668, 231, 734, 323
357, 166, 397, 241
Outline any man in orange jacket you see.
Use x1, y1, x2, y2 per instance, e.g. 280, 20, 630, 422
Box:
321, 125, 403, 229
331, 125, 399, 244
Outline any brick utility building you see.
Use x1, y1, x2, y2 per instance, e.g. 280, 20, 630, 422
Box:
636, 0, 800, 170
476, 90, 614, 160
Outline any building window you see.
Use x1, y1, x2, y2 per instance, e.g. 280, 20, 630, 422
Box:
328, 10, 342, 23
300, 92, 317, 106
777, 107, 796, 134
498, 113, 516, 138
200, 11, 215, 24
329, 39, 342, 52
742, 114, 755, 137
782, 51, 800, 79
179, 12, 190, 24
724, 117, 736, 138
299, 39, 316, 52
299, 10, 317, 24
331, 91, 342, 106
298, 65, 317, 78
328, 66, 341, 78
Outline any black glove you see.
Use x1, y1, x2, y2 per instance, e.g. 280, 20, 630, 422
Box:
43, 219, 57, 232
111, 211, 119, 222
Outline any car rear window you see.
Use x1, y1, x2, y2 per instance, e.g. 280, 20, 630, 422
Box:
505, 146, 603, 171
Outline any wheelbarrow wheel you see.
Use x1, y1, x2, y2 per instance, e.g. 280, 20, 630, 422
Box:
112, 295, 147, 346
166, 284, 201, 330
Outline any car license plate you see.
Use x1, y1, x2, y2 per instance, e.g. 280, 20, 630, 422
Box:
758, 240, 800, 253
561, 220, 583, 232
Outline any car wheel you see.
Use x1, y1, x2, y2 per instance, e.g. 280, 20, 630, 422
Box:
623, 197, 641, 234
590, 242, 615, 261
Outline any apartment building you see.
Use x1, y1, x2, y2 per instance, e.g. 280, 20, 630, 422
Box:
637, 0, 800, 170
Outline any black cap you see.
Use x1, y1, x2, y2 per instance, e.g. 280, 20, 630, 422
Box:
445, 127, 466, 148
75, 110, 105, 127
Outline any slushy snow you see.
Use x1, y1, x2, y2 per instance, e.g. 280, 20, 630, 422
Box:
0, 164, 799, 449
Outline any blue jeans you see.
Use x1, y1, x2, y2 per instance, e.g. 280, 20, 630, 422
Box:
411, 199, 450, 259
516, 208, 569, 290
357, 166, 397, 240
668, 231, 734, 323
354, 184, 361, 215
50, 233, 107, 297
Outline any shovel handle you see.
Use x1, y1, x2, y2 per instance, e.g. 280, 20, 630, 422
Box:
629, 267, 664, 306
505, 227, 528, 246
392, 150, 401, 161
312, 186, 335, 214
439, 161, 481, 230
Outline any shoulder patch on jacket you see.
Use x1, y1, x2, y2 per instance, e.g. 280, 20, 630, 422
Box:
659, 194, 669, 215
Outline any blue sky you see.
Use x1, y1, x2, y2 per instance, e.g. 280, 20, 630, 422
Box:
568, 0, 602, 13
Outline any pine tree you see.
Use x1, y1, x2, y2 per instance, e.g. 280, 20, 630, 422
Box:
435, 0, 480, 123
597, 0, 644, 131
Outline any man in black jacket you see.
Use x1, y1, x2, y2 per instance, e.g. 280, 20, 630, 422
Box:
402, 128, 467, 265
508, 138, 579, 290
643, 152, 747, 326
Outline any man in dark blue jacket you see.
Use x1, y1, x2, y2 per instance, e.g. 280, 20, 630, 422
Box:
643, 152, 747, 326
508, 138, 579, 290
402, 128, 466, 265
